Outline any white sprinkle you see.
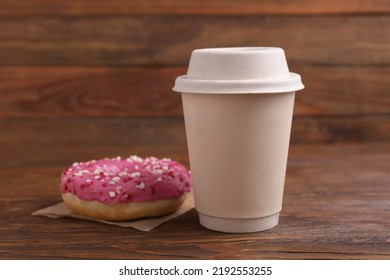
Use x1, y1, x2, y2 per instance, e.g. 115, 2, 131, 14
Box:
72, 162, 79, 167
152, 169, 164, 175
129, 155, 143, 163
116, 156, 121, 161
130, 172, 141, 178
93, 168, 103, 175
94, 176, 100, 179
136, 182, 145, 189
82, 170, 90, 174
75, 172, 83, 177
119, 171, 128, 177
109, 181, 115, 185
163, 158, 171, 161
162, 166, 169, 171
134, 165, 139, 170
155, 177, 163, 182
116, 186, 122, 193
86, 179, 92, 183
108, 191, 116, 198
145, 166, 151, 172
112, 176, 121, 182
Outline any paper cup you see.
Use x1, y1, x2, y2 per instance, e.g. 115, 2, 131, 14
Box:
173, 47, 304, 233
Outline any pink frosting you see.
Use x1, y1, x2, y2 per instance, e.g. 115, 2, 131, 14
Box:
60, 156, 192, 204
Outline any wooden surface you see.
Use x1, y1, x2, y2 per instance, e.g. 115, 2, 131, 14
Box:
1, 1, 389, 143
1, 66, 389, 118
1, 16, 389, 66
1, 0, 389, 16
0, 0, 389, 260
1, 140, 389, 259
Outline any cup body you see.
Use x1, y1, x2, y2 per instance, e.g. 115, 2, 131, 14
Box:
181, 92, 295, 232
173, 47, 304, 233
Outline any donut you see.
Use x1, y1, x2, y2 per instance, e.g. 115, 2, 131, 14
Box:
59, 155, 192, 221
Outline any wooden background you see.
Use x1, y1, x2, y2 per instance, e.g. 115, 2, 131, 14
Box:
1, 0, 389, 151
0, 0, 389, 187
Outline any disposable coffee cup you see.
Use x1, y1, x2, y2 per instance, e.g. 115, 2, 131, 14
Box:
173, 47, 304, 233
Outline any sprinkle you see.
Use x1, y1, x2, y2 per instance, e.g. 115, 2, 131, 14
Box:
108, 191, 116, 198
152, 169, 163, 175
162, 166, 169, 171
129, 155, 143, 163
112, 176, 121, 183
109, 181, 115, 185
94, 176, 100, 179
86, 179, 92, 183
136, 182, 145, 189
134, 165, 139, 170
93, 168, 103, 175
72, 162, 79, 167
116, 186, 122, 193
155, 177, 163, 182
130, 172, 141, 178
119, 171, 128, 177
75, 172, 83, 177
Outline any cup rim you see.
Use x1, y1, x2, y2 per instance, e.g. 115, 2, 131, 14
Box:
192, 46, 283, 54
173, 72, 304, 94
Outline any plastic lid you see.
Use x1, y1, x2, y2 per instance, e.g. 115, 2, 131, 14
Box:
173, 47, 304, 94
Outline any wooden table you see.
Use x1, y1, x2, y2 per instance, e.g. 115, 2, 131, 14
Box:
1, 120, 389, 259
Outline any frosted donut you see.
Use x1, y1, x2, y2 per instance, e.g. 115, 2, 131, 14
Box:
60, 155, 192, 221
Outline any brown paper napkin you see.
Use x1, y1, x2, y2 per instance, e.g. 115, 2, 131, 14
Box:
32, 193, 195, 231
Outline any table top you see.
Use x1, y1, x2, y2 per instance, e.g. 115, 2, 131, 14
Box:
1, 135, 389, 259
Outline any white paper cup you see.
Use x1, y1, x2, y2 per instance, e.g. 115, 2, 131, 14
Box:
173, 47, 304, 233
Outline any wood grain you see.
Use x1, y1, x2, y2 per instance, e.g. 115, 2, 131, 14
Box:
0, 66, 184, 118
0, 0, 388, 16
291, 116, 390, 143
0, 16, 389, 66
1, 66, 389, 118
1, 143, 389, 259
1, 117, 389, 176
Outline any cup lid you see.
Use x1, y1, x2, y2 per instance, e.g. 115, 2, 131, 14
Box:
173, 47, 304, 94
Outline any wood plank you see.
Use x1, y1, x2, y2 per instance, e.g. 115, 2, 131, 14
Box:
0, 16, 389, 66
0, 0, 388, 16
0, 66, 184, 118
291, 65, 390, 116
1, 66, 389, 119
1, 117, 389, 175
0, 119, 189, 170
291, 116, 390, 143
1, 143, 389, 259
